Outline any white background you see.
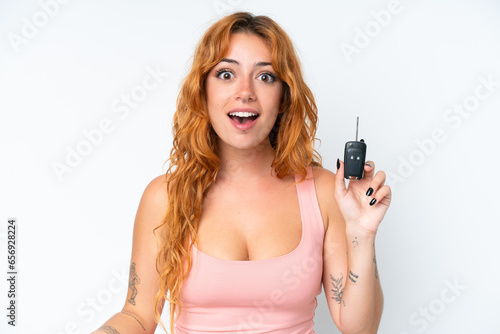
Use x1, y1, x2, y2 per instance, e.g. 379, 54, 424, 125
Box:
1, 0, 500, 333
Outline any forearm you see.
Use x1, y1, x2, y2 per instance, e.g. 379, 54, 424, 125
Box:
338, 229, 383, 333
90, 311, 151, 334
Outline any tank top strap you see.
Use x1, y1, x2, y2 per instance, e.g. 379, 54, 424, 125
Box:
294, 166, 325, 241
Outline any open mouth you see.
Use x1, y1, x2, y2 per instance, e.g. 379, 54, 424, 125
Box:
228, 111, 259, 124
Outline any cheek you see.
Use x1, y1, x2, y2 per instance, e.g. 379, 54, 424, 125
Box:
206, 83, 219, 120
207, 82, 230, 112
267, 85, 283, 113
205, 80, 216, 106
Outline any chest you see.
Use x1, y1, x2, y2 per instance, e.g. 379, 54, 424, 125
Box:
196, 178, 302, 261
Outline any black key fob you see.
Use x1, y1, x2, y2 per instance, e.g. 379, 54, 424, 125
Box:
344, 117, 367, 180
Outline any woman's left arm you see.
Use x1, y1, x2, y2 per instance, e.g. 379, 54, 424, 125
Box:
316, 160, 391, 334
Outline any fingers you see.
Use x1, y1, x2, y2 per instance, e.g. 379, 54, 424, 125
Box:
369, 170, 386, 190
367, 184, 392, 206
363, 160, 375, 179
336, 158, 390, 205
362, 160, 379, 197
335, 159, 347, 198
365, 171, 391, 206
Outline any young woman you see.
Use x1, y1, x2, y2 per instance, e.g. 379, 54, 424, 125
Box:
92, 12, 391, 334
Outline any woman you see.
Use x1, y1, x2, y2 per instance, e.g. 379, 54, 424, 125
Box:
93, 12, 391, 334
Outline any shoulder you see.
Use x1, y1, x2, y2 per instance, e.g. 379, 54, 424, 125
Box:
311, 166, 342, 231
142, 174, 169, 201
311, 166, 337, 197
136, 174, 169, 221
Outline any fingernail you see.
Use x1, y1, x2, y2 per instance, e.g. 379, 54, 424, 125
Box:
337, 158, 340, 170
369, 198, 377, 206
366, 187, 374, 196
365, 162, 372, 168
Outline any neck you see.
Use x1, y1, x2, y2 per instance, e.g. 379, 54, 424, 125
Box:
217, 141, 277, 183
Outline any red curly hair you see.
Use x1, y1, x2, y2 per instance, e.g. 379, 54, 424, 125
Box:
154, 12, 322, 333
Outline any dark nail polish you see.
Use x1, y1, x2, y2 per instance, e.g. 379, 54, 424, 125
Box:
366, 187, 374, 196
369, 198, 377, 206
337, 158, 340, 170
365, 162, 372, 168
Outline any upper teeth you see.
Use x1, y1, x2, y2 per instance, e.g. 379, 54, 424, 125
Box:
228, 112, 257, 117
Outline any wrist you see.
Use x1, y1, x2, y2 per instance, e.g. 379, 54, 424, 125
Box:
346, 224, 378, 241
346, 230, 377, 262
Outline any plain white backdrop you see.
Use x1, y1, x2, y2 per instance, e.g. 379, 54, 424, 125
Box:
1, 0, 500, 333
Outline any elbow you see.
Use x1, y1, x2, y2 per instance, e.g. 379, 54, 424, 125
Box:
336, 305, 383, 334
336, 323, 380, 334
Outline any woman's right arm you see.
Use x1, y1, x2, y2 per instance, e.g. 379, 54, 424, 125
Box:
91, 175, 169, 334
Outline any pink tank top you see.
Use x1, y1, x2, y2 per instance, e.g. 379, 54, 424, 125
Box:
175, 166, 325, 334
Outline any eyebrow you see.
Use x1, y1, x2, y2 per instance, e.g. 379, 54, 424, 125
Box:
219, 58, 272, 67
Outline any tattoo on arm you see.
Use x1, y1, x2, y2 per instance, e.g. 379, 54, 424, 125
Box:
348, 270, 359, 283
127, 262, 141, 306
352, 237, 359, 248
98, 325, 120, 334
330, 273, 344, 304
121, 311, 146, 331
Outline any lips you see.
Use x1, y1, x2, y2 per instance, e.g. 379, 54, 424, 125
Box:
227, 108, 259, 130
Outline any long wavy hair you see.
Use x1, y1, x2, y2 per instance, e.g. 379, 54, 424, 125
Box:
154, 12, 322, 333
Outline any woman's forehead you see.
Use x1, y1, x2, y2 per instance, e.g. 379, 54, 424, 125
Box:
222, 33, 273, 64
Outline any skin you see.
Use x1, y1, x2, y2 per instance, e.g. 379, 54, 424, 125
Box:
91, 32, 391, 334
206, 32, 283, 153
317, 160, 390, 333
198, 32, 300, 261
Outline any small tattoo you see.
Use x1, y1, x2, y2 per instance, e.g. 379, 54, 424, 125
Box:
128, 262, 141, 305
98, 325, 120, 334
121, 311, 145, 331
373, 254, 379, 280
348, 270, 359, 283
330, 273, 344, 304
352, 237, 359, 248
342, 300, 346, 307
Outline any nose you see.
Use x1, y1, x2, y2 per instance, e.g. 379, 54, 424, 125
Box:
236, 74, 256, 103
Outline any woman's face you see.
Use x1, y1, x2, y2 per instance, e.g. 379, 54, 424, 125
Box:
205, 32, 283, 152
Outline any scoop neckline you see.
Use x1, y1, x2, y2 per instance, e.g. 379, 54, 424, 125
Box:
192, 176, 306, 264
